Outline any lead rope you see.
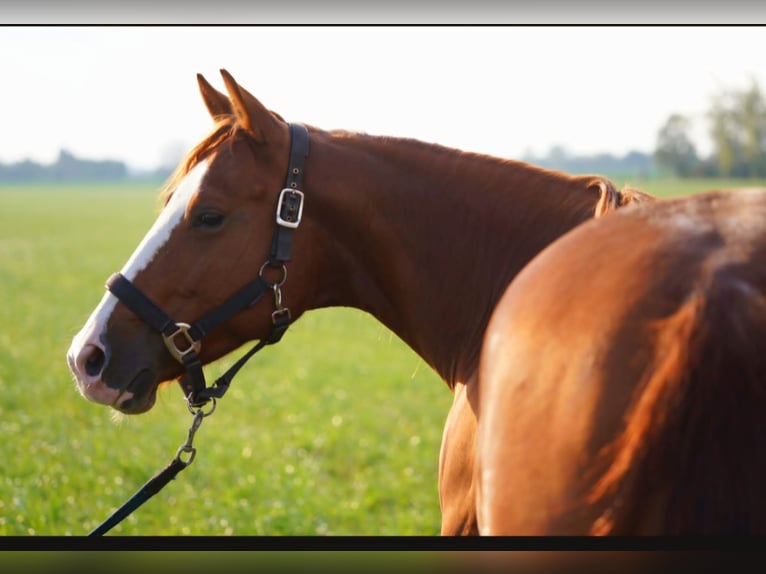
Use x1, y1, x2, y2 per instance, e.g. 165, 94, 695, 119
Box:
88, 399, 214, 536
88, 287, 290, 536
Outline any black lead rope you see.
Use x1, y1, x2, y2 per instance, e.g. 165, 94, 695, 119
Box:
89, 459, 190, 537
88, 123, 309, 536
87, 314, 287, 537
88, 407, 207, 537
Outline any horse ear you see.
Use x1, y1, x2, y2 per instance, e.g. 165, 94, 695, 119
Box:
197, 73, 231, 118
219, 69, 282, 144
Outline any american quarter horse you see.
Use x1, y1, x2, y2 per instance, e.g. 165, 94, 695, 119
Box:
476, 187, 766, 534
66, 69, 652, 535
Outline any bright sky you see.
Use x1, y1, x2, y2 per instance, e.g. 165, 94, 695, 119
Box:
3, 26, 765, 170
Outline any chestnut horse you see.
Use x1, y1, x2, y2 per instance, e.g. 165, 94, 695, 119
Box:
476, 187, 766, 534
66, 69, 651, 535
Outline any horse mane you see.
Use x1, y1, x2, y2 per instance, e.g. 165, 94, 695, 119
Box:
331, 133, 660, 227
157, 114, 240, 208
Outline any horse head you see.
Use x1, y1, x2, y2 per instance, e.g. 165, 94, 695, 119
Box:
67, 70, 315, 414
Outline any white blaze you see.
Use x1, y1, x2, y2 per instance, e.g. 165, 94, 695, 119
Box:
69, 160, 208, 355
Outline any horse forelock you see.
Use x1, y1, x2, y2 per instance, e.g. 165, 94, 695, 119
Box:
157, 115, 240, 209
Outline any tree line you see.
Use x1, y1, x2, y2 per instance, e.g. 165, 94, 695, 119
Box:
0, 149, 171, 183
655, 79, 766, 178
521, 147, 654, 179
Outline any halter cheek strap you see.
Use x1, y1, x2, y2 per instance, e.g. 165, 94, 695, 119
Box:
270, 122, 309, 263
105, 123, 309, 407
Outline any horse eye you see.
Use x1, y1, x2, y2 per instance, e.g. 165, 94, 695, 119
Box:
194, 212, 225, 229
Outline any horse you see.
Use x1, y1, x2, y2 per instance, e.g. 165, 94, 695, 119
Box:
66, 69, 652, 535
475, 186, 766, 535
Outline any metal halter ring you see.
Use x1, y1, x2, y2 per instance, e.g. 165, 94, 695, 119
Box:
162, 322, 202, 364
186, 395, 217, 416
258, 261, 287, 287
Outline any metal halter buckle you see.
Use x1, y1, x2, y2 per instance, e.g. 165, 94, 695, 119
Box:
276, 188, 304, 229
162, 322, 201, 363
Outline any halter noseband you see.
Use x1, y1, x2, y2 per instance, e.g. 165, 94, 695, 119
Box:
105, 123, 310, 408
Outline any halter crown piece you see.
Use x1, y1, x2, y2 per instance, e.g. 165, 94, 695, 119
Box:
105, 123, 310, 408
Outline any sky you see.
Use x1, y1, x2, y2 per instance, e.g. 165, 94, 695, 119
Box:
2, 25, 766, 171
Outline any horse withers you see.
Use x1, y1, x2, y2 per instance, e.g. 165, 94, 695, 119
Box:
476, 187, 766, 535
67, 69, 651, 534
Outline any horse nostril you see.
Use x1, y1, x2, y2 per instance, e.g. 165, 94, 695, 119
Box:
84, 345, 106, 377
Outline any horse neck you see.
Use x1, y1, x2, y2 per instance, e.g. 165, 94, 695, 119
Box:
301, 130, 601, 387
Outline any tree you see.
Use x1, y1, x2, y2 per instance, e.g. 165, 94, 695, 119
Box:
655, 79, 766, 178
0, 149, 128, 183
735, 79, 766, 177
708, 91, 741, 177
707, 80, 766, 178
654, 114, 699, 177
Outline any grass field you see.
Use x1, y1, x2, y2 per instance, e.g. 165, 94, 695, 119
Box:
1, 177, 765, 537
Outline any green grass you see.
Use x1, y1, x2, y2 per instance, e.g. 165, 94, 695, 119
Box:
2, 177, 764, 537
612, 176, 766, 198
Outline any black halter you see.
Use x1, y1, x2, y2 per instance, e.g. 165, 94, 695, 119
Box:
105, 123, 309, 408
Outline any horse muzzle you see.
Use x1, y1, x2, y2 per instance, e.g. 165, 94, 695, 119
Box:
67, 320, 165, 414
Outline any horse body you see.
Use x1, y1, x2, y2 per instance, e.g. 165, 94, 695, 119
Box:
67, 70, 650, 534
476, 188, 766, 534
